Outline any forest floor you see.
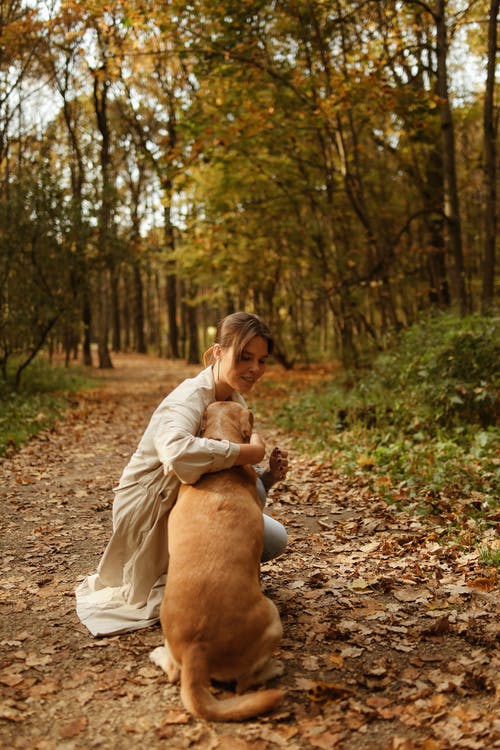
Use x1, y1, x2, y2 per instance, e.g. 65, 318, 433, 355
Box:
0, 354, 498, 750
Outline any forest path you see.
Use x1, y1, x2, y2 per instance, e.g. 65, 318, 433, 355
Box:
0, 354, 498, 750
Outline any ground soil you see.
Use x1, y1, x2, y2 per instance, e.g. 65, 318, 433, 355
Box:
0, 354, 498, 750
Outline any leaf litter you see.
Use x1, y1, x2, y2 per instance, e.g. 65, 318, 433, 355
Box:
0, 354, 498, 749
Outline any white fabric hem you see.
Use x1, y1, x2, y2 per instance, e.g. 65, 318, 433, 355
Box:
75, 575, 164, 637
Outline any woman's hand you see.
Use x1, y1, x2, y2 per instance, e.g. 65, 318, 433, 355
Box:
236, 431, 266, 465
262, 446, 289, 490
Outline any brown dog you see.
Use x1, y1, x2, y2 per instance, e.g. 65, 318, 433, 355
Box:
150, 401, 284, 721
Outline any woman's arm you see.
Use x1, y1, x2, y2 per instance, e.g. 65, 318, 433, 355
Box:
234, 431, 266, 466
153, 400, 241, 484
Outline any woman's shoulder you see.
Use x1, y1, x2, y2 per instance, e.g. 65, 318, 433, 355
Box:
154, 365, 215, 412
170, 365, 214, 397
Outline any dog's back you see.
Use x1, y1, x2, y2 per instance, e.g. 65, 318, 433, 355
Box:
159, 401, 284, 720
163, 465, 265, 668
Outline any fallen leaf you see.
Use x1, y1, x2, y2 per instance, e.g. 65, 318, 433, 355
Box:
160, 709, 192, 725
124, 716, 154, 733
25, 653, 52, 667
467, 577, 496, 592
0, 672, 24, 687
357, 454, 375, 469
360, 541, 380, 553
329, 651, 345, 668
340, 645, 364, 658
421, 739, 447, 750
348, 578, 377, 592
308, 731, 343, 749
307, 680, 353, 703
388, 739, 417, 750
217, 737, 252, 749
303, 655, 320, 670
0, 702, 29, 722
257, 725, 299, 745
27, 679, 59, 698
59, 716, 88, 739
393, 587, 432, 602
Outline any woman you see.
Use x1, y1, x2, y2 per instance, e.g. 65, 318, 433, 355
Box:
76, 312, 289, 636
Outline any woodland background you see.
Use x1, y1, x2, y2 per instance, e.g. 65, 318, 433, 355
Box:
0, 4, 499, 746
0, 0, 498, 383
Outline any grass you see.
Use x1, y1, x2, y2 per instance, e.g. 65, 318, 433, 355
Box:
269, 386, 498, 506
0, 357, 98, 456
479, 544, 500, 567
258, 313, 499, 555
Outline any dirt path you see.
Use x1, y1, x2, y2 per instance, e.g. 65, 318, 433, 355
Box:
0, 355, 498, 750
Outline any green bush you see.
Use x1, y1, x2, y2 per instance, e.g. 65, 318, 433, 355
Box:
266, 313, 499, 523
371, 313, 499, 429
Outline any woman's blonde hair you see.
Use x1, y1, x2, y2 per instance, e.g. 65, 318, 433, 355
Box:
203, 312, 274, 366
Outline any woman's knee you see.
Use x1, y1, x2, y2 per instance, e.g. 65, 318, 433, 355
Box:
262, 514, 287, 562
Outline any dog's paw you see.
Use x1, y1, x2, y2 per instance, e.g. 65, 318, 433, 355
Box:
149, 646, 180, 683
150, 646, 169, 672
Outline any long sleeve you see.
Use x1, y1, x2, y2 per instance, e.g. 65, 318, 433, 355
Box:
75, 365, 246, 637
153, 400, 240, 484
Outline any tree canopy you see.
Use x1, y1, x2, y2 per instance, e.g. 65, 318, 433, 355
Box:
0, 0, 497, 378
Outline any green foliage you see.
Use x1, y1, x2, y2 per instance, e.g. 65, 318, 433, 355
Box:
0, 161, 81, 386
479, 545, 500, 568
0, 358, 97, 456
265, 313, 499, 530
371, 313, 499, 429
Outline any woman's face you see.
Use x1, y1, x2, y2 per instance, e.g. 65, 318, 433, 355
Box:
216, 335, 269, 395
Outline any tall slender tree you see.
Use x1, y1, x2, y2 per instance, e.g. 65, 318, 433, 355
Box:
481, 0, 498, 312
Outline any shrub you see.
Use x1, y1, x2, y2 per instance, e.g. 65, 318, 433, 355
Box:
371, 313, 499, 430
264, 313, 499, 520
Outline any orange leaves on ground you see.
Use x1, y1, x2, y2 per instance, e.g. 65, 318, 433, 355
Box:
1, 356, 498, 749
59, 716, 88, 739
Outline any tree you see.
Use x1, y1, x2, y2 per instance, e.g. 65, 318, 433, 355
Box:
433, 0, 467, 313
0, 0, 495, 373
481, 0, 498, 312
44, 4, 95, 365
0, 142, 75, 387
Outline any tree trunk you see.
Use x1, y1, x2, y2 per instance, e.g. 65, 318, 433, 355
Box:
164, 194, 179, 358
82, 284, 93, 367
435, 0, 467, 314
133, 262, 146, 353
111, 268, 121, 353
422, 144, 450, 307
97, 269, 113, 369
59, 80, 92, 366
186, 298, 200, 365
93, 65, 113, 368
122, 270, 131, 351
481, 0, 498, 313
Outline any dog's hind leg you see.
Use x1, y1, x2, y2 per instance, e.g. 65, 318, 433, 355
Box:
150, 641, 180, 683
236, 599, 284, 693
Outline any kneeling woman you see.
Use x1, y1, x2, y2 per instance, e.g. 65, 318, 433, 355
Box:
75, 312, 289, 636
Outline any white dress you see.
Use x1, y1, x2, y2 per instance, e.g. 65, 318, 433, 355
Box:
75, 365, 244, 636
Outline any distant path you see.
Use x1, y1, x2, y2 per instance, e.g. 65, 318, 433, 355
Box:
0, 354, 498, 749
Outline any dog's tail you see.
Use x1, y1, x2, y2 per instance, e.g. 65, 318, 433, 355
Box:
180, 644, 284, 722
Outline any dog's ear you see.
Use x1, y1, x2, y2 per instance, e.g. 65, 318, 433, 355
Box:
240, 409, 254, 443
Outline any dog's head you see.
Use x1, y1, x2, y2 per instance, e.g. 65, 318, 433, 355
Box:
201, 401, 254, 443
